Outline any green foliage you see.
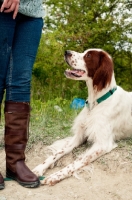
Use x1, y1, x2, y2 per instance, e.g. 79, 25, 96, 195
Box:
32, 0, 132, 102
44, 0, 131, 51
114, 51, 132, 90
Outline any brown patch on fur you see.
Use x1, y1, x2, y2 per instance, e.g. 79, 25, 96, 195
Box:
49, 179, 60, 186
58, 151, 64, 154
84, 50, 113, 91
96, 151, 99, 156
83, 160, 90, 166
89, 155, 92, 159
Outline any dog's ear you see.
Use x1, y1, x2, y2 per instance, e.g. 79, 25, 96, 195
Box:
93, 51, 113, 91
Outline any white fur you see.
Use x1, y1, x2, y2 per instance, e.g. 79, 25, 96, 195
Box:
33, 49, 132, 186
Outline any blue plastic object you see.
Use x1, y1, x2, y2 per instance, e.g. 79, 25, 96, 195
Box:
70, 98, 85, 109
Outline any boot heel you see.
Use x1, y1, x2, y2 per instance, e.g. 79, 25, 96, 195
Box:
0, 173, 5, 190
6, 167, 16, 180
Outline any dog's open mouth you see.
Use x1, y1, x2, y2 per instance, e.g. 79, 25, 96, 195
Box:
65, 68, 85, 78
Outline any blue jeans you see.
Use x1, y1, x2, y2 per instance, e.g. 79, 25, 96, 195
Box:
0, 12, 43, 103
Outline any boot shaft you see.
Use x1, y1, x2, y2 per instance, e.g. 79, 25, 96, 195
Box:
4, 101, 30, 172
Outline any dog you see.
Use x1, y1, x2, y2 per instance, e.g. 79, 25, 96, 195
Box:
33, 48, 132, 186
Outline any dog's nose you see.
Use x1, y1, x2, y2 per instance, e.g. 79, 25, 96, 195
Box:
65, 50, 72, 57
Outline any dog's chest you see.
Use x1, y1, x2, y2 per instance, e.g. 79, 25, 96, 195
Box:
74, 106, 95, 130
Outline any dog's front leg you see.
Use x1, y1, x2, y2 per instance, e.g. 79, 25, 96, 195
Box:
41, 143, 116, 185
32, 135, 84, 176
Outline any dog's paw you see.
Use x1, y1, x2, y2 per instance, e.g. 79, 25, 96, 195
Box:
32, 164, 45, 176
41, 174, 61, 186
41, 170, 67, 186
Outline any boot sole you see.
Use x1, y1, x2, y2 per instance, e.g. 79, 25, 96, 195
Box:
17, 179, 40, 188
6, 170, 40, 188
7, 174, 40, 188
0, 183, 5, 190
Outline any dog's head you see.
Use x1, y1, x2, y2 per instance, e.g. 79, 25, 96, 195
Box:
64, 49, 114, 91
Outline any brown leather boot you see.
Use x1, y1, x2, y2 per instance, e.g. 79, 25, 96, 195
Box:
0, 173, 4, 190
0, 104, 4, 190
4, 101, 40, 188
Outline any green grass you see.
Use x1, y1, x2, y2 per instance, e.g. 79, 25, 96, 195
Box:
27, 98, 80, 150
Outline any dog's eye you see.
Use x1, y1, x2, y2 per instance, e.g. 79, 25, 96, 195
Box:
86, 53, 91, 58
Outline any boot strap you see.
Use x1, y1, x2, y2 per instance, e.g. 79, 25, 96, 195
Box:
5, 128, 27, 136
4, 102, 30, 113
5, 144, 26, 150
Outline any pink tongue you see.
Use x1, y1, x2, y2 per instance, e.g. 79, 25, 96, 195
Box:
71, 70, 84, 75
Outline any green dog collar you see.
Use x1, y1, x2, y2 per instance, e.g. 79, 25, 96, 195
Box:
86, 87, 117, 107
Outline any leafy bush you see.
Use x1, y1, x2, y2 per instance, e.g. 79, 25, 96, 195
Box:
32, 0, 132, 102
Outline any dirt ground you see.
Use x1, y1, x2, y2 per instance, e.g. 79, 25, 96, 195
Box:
0, 142, 132, 200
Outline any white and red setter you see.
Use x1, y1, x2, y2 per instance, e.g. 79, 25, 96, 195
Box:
33, 49, 132, 185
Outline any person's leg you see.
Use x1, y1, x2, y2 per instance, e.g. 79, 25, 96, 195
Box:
0, 11, 16, 190
6, 14, 43, 102
0, 12, 16, 103
4, 14, 43, 188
